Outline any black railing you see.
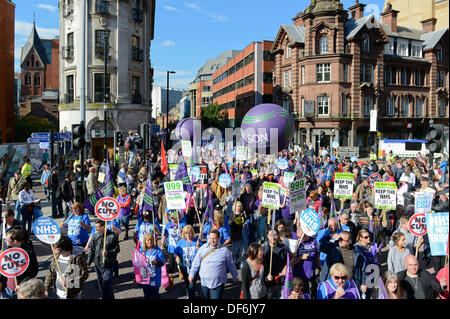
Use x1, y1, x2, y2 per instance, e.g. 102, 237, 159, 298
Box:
62, 46, 74, 59
94, 92, 112, 103
95, 1, 110, 15
95, 46, 109, 57
131, 93, 142, 104
132, 48, 143, 61
64, 93, 74, 104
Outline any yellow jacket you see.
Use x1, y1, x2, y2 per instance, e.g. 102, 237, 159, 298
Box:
21, 163, 31, 178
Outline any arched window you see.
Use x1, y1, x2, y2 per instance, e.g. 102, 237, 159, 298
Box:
24, 73, 31, 86
34, 73, 40, 86
31, 54, 35, 66
437, 45, 443, 61
36, 61, 40, 67
319, 36, 328, 54
362, 34, 370, 53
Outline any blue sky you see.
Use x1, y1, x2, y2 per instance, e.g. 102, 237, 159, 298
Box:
14, 0, 386, 89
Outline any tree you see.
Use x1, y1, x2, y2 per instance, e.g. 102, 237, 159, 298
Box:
14, 115, 57, 142
201, 102, 227, 131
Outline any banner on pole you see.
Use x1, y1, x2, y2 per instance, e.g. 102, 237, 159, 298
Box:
289, 179, 307, 215
164, 181, 185, 210
374, 182, 397, 210
426, 213, 449, 256
262, 182, 280, 209
334, 173, 354, 199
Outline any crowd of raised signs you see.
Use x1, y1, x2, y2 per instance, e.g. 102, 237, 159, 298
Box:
0, 142, 448, 300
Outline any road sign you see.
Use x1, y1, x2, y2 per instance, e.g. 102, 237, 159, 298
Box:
95, 197, 120, 221
27, 137, 50, 143
54, 132, 72, 141
409, 213, 428, 236
31, 132, 50, 139
0, 248, 30, 278
32, 217, 61, 245
39, 142, 51, 149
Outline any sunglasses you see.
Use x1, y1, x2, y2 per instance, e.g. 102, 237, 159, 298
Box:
361, 235, 370, 239
333, 276, 347, 281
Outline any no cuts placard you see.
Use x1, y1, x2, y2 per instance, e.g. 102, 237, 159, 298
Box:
0, 248, 30, 277
408, 213, 428, 237
95, 197, 120, 221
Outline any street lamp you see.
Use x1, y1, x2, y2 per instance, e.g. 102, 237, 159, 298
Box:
166, 70, 176, 147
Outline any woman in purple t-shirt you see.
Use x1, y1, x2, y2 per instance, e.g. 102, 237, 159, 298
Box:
317, 263, 361, 299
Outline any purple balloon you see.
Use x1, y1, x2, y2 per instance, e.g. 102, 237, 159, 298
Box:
241, 103, 294, 153
175, 118, 201, 141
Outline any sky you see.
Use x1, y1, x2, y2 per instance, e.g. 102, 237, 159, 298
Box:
13, 0, 386, 89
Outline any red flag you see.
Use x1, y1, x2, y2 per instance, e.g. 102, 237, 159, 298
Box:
161, 140, 168, 175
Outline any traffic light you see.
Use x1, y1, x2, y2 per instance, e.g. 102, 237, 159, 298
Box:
139, 123, 150, 150
115, 130, 124, 147
426, 124, 443, 153
72, 124, 86, 151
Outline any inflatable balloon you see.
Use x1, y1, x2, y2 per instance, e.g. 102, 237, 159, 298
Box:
241, 104, 294, 153
175, 118, 201, 141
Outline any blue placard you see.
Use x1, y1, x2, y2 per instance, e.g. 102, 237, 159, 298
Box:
218, 173, 232, 188
350, 155, 359, 162
277, 158, 288, 170
425, 212, 449, 256
300, 208, 321, 236
190, 166, 201, 182
32, 217, 61, 245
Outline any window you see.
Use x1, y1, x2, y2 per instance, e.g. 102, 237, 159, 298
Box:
286, 44, 292, 58
397, 39, 408, 56
319, 36, 328, 54
95, 30, 110, 56
363, 96, 373, 117
202, 97, 211, 105
386, 97, 395, 116
34, 74, 40, 86
401, 68, 410, 86
362, 34, 370, 53
301, 66, 305, 85
438, 99, 447, 117
245, 74, 255, 86
343, 63, 348, 82
416, 98, 423, 117
244, 53, 254, 66
131, 76, 140, 104
132, 0, 143, 22
283, 70, 292, 88
415, 70, 425, 86
66, 75, 74, 103
96, 0, 110, 15
263, 51, 275, 61
263, 72, 273, 84
437, 45, 443, 61
64, 32, 74, 59
318, 96, 329, 115
411, 41, 422, 58
35, 61, 40, 67
24, 73, 31, 86
202, 86, 211, 92
317, 63, 331, 83
384, 38, 394, 54
132, 35, 143, 61
437, 71, 446, 87
401, 97, 409, 116
94, 73, 111, 103
282, 100, 290, 111
342, 95, 348, 116
360, 64, 373, 83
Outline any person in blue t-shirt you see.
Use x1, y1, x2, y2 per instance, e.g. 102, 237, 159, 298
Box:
202, 211, 231, 246
174, 224, 200, 299
161, 211, 186, 277
140, 232, 165, 299
62, 202, 91, 247
134, 210, 162, 251
316, 218, 342, 266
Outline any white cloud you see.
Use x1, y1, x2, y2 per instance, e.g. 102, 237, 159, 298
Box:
163, 5, 181, 13
162, 40, 176, 47
15, 20, 59, 39
184, 2, 227, 22
185, 2, 201, 10
37, 4, 58, 12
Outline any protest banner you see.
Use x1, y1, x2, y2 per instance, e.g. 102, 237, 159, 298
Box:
236, 146, 247, 162
374, 182, 397, 210
164, 181, 185, 210
415, 192, 434, 214
283, 171, 295, 187
132, 248, 150, 285
218, 173, 232, 189
408, 213, 428, 237
181, 140, 192, 157
250, 169, 258, 179
426, 213, 449, 256
334, 173, 354, 199
0, 247, 30, 283
290, 179, 307, 216
299, 208, 321, 237
95, 196, 121, 263
232, 180, 241, 199
167, 149, 176, 164
368, 173, 382, 187
32, 217, 61, 245
194, 164, 209, 187
188, 166, 201, 183
277, 157, 288, 170
169, 164, 179, 181
262, 182, 280, 210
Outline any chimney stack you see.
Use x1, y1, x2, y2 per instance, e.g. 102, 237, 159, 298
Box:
348, 0, 366, 20
381, 2, 399, 33
420, 18, 436, 33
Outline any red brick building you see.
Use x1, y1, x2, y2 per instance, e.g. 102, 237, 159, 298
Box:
212, 41, 275, 128
272, 0, 449, 156
0, 0, 15, 142
20, 22, 59, 121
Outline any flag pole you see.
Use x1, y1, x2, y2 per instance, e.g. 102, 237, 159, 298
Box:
103, 221, 107, 264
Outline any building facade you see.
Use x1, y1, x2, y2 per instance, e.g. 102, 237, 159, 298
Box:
272, 0, 449, 156
384, 0, 449, 31
0, 0, 15, 143
151, 86, 184, 120
189, 50, 240, 119
58, 0, 156, 160
212, 41, 275, 128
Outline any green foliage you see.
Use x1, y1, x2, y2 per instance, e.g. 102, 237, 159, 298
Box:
201, 102, 227, 131
14, 115, 57, 142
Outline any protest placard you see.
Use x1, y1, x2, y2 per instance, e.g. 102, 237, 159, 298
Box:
300, 208, 320, 237
426, 213, 449, 256
232, 180, 241, 199
262, 182, 280, 209
95, 197, 120, 221
132, 248, 150, 285
368, 173, 382, 187
32, 217, 61, 245
181, 140, 192, 157
374, 182, 397, 210
290, 178, 307, 215
164, 181, 185, 210
277, 158, 288, 170
0, 248, 30, 278
408, 213, 428, 237
283, 171, 295, 187
334, 173, 354, 199
236, 146, 247, 162
415, 192, 434, 214
218, 173, 232, 188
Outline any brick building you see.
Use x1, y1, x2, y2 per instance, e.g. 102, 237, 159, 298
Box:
272, 0, 449, 156
20, 22, 59, 121
0, 0, 15, 142
212, 41, 275, 128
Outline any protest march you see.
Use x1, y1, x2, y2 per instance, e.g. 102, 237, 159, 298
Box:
0, 103, 448, 301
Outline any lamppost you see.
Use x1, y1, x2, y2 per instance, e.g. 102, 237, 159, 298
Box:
166, 70, 176, 147
104, 36, 109, 161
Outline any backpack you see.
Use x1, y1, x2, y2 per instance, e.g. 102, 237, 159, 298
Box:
55, 186, 62, 200
125, 137, 135, 151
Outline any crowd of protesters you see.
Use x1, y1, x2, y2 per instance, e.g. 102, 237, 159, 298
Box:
0, 136, 448, 300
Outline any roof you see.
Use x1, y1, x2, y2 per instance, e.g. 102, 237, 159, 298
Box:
196, 50, 240, 78
23, 106, 58, 125
379, 23, 425, 40
281, 24, 305, 43
420, 28, 448, 50
345, 14, 375, 39
20, 23, 49, 66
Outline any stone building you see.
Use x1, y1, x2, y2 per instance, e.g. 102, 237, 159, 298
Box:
272, 0, 449, 156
